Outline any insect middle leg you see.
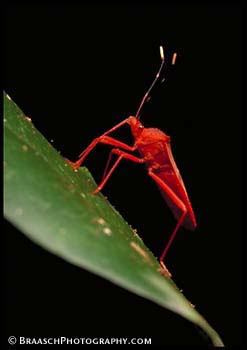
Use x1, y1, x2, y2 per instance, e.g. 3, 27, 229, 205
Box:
148, 171, 187, 264
93, 149, 144, 194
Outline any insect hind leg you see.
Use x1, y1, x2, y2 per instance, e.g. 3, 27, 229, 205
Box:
148, 171, 187, 264
160, 209, 187, 262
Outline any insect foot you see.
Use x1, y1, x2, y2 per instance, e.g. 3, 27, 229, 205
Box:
158, 261, 172, 278
64, 158, 80, 171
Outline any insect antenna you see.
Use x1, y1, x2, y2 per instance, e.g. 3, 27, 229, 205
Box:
136, 46, 177, 120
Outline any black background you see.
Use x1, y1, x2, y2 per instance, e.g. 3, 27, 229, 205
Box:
3, 0, 246, 347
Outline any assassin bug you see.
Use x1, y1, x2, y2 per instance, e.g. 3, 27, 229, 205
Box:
67, 46, 197, 270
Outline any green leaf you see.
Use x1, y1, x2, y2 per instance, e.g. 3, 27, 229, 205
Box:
4, 92, 223, 346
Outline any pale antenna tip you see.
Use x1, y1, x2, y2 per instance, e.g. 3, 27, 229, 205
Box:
159, 46, 165, 60
172, 52, 177, 65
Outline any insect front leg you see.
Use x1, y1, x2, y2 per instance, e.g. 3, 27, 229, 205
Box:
93, 149, 144, 194
148, 171, 187, 264
66, 116, 135, 169
67, 135, 137, 170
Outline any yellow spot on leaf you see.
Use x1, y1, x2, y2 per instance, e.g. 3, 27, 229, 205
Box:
25, 116, 32, 122
131, 241, 150, 262
22, 145, 28, 152
103, 227, 112, 236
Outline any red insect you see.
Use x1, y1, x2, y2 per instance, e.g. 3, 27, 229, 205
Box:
68, 46, 197, 270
